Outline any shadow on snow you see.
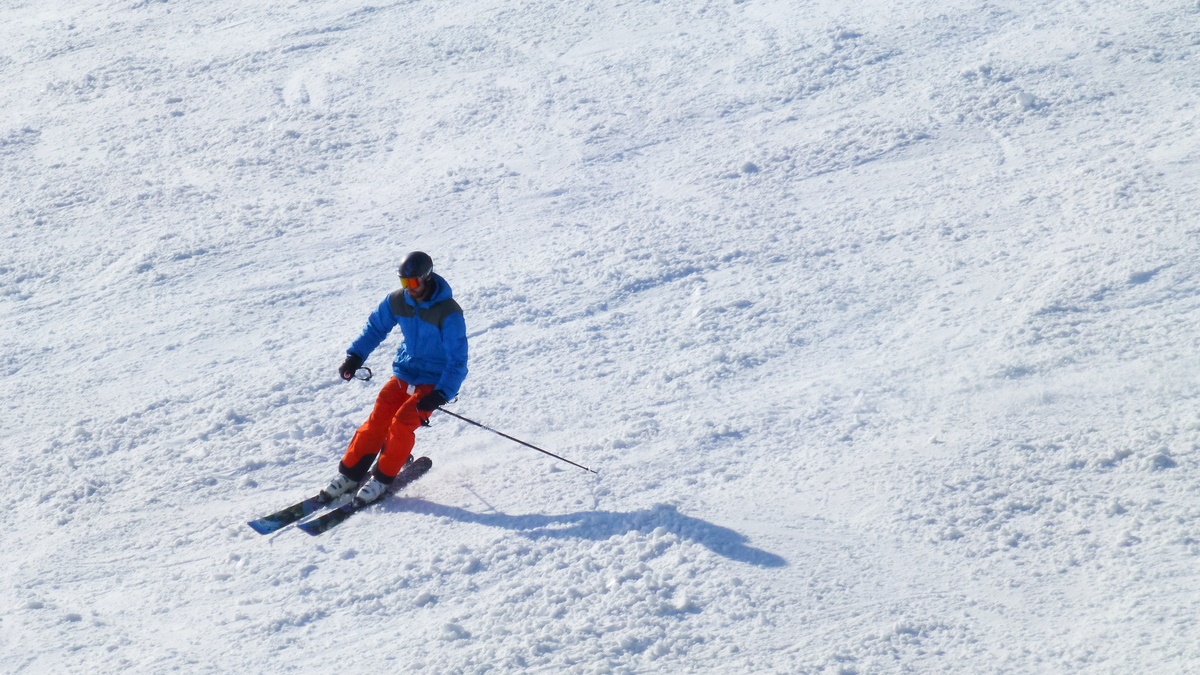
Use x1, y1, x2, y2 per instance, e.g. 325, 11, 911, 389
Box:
389, 501, 787, 568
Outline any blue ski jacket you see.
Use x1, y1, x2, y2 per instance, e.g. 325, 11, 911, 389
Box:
347, 273, 468, 399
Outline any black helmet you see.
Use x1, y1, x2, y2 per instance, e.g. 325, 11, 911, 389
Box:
398, 251, 433, 280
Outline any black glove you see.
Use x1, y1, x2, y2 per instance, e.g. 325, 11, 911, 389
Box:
338, 353, 364, 380
416, 390, 448, 412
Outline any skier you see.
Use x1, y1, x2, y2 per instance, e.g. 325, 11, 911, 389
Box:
321, 251, 468, 505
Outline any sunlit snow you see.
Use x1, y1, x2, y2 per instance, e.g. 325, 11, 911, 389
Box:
3, 0, 1199, 672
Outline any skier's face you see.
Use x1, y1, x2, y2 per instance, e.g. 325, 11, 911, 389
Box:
402, 275, 432, 301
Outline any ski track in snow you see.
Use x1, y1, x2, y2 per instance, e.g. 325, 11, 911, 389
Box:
2, 0, 1199, 672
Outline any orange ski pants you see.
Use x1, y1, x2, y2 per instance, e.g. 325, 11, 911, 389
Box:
342, 377, 436, 479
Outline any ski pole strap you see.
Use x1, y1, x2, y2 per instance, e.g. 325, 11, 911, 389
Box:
436, 408, 599, 474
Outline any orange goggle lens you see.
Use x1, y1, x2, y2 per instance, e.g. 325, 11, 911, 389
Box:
399, 276, 422, 289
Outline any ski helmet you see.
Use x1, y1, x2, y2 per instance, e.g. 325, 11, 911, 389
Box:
398, 251, 433, 280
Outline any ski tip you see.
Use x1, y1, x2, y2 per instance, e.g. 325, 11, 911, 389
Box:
296, 517, 326, 535
247, 520, 276, 535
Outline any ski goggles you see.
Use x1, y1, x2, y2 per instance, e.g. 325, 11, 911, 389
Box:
399, 275, 425, 290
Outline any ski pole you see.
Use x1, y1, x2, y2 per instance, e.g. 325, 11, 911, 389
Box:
436, 408, 599, 475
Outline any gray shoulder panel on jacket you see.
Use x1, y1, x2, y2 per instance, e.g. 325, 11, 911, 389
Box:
424, 298, 463, 328
389, 291, 462, 327
388, 290, 415, 317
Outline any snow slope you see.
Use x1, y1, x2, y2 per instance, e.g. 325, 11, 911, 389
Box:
2, 0, 1199, 672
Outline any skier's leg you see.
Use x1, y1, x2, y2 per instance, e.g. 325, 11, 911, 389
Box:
373, 383, 436, 480
339, 377, 407, 480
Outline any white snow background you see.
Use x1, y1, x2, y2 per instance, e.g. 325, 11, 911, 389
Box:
2, 0, 1199, 672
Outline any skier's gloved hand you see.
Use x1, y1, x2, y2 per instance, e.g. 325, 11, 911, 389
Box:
338, 353, 364, 381
416, 390, 448, 412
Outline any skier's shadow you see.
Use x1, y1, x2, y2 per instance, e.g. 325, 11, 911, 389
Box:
391, 501, 787, 568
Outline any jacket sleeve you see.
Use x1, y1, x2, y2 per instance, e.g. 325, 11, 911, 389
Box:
347, 296, 396, 360
435, 311, 469, 399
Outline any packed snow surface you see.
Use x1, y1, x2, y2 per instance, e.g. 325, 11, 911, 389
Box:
3, 0, 1199, 672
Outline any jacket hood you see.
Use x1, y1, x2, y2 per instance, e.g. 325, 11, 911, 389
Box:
410, 273, 453, 306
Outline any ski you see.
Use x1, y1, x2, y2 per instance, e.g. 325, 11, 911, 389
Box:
298, 456, 432, 536
247, 492, 335, 535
